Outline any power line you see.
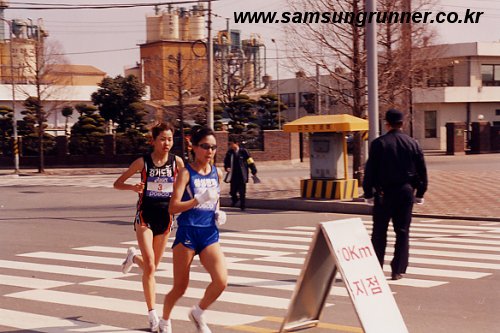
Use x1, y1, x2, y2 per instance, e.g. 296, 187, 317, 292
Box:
54, 47, 138, 56
8, 1, 217, 10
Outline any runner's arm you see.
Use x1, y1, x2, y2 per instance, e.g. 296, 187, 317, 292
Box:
217, 167, 223, 210
113, 157, 145, 193
175, 155, 185, 172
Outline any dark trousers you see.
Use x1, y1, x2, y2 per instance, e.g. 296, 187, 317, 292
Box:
371, 184, 414, 275
230, 180, 246, 209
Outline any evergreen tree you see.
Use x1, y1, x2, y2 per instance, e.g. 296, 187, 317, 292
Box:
68, 104, 106, 155
91, 75, 149, 154
213, 104, 224, 131
115, 102, 149, 155
91, 75, 147, 132
0, 105, 13, 156
61, 105, 73, 136
18, 97, 55, 156
225, 94, 256, 134
256, 94, 287, 130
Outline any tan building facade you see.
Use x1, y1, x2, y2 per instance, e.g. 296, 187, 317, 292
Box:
140, 40, 207, 101
44, 64, 106, 86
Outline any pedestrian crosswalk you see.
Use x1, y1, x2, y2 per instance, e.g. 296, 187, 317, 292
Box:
1, 219, 499, 332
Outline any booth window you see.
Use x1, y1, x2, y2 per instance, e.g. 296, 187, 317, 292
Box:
424, 111, 437, 138
481, 64, 500, 86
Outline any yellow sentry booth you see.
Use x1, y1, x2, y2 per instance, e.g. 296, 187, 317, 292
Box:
283, 114, 368, 200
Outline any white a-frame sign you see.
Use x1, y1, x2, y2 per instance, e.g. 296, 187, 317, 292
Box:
280, 218, 408, 333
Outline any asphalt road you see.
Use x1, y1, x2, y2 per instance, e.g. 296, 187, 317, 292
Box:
1, 184, 499, 333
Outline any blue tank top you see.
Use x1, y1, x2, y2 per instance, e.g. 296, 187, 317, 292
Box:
176, 163, 220, 228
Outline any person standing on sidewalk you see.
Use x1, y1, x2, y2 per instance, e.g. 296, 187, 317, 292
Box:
159, 126, 227, 333
363, 109, 428, 281
113, 122, 184, 332
223, 137, 257, 211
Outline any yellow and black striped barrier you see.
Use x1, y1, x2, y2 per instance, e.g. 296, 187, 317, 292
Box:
300, 178, 358, 200
13, 138, 19, 156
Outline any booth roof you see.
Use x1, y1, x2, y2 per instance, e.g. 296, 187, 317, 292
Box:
283, 114, 368, 133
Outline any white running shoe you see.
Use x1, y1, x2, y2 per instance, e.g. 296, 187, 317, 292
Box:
149, 310, 160, 332
189, 306, 211, 333
159, 318, 172, 333
121, 247, 136, 274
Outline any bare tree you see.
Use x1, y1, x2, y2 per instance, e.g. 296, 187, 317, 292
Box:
214, 55, 254, 106
377, 0, 439, 135
285, 0, 438, 181
285, 0, 367, 181
14, 35, 69, 173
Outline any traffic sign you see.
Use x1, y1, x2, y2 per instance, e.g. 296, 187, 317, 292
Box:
280, 218, 408, 333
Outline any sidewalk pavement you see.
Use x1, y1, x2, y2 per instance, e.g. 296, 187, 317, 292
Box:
224, 167, 500, 222
2, 153, 500, 221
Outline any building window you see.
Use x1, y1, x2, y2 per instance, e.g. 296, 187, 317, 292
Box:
424, 111, 437, 138
426, 66, 454, 87
481, 64, 500, 86
279, 93, 296, 107
496, 109, 500, 116
300, 92, 316, 113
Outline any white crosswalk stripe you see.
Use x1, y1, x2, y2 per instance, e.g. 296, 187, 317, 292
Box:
0, 220, 498, 332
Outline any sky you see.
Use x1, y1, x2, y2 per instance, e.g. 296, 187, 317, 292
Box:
3, 0, 500, 79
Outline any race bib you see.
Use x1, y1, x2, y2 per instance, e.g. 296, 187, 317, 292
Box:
146, 180, 173, 198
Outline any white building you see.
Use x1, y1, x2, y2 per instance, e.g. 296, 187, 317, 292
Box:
413, 42, 500, 150
0, 84, 102, 136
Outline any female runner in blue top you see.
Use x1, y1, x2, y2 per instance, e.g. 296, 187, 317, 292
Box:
159, 126, 227, 333
113, 122, 184, 332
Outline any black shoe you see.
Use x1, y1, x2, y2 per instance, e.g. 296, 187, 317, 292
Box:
391, 273, 403, 281
240, 206, 245, 211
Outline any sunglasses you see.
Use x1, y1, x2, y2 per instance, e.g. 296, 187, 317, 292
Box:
198, 143, 217, 150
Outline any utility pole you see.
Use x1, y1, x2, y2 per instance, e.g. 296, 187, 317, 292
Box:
402, 0, 413, 137
271, 38, 281, 129
316, 63, 321, 114
366, 0, 379, 145
4, 18, 20, 173
177, 51, 186, 161
207, 0, 214, 129
34, 22, 44, 173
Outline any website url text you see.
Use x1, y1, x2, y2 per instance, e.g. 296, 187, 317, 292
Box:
234, 10, 484, 26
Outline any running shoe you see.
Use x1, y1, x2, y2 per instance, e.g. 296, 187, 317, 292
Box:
159, 318, 172, 333
121, 246, 136, 274
149, 310, 160, 332
189, 306, 211, 333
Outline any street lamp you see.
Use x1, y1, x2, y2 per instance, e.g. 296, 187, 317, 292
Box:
271, 38, 281, 130
1, 18, 20, 173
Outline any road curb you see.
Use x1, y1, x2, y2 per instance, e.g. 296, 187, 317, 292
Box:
221, 197, 500, 222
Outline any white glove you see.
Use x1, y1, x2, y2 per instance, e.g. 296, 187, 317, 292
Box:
415, 197, 425, 205
194, 189, 218, 205
365, 197, 374, 205
215, 210, 227, 226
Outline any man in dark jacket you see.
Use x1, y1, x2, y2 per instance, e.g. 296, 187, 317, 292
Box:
363, 109, 428, 281
224, 138, 257, 211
